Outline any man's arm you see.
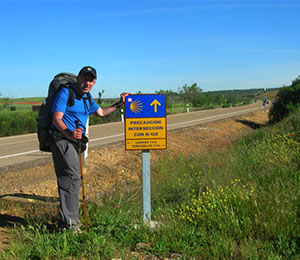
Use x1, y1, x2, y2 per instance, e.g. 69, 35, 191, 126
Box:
52, 111, 82, 140
96, 92, 130, 118
95, 104, 119, 118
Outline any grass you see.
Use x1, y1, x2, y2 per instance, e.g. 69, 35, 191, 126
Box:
167, 104, 200, 114
1, 109, 300, 259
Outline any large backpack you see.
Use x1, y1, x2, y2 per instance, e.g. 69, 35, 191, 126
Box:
37, 72, 77, 152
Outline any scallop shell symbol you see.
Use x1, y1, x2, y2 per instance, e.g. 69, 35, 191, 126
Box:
130, 100, 143, 114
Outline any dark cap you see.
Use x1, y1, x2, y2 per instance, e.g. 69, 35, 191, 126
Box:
78, 66, 97, 79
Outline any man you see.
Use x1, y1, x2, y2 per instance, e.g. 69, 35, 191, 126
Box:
50, 66, 129, 231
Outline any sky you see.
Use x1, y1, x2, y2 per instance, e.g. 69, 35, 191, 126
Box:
0, 0, 299, 99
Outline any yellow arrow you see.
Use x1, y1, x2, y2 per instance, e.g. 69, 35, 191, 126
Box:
150, 99, 161, 113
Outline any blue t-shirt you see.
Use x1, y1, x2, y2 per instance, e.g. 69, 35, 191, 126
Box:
51, 87, 99, 134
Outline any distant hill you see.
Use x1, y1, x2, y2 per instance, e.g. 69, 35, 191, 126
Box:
6, 88, 280, 104
205, 88, 280, 96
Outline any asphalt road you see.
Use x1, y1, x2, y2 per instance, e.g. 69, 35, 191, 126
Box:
0, 102, 263, 171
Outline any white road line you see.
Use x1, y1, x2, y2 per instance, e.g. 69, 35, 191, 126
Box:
0, 150, 40, 159
168, 107, 260, 128
0, 134, 126, 159
0, 107, 261, 160
0, 139, 37, 147
89, 133, 124, 142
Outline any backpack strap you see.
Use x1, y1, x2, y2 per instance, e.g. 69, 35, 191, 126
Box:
87, 92, 92, 104
58, 83, 75, 107
74, 92, 92, 104
63, 84, 93, 108
67, 86, 75, 107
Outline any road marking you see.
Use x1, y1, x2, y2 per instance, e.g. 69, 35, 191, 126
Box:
89, 133, 124, 142
0, 106, 261, 160
0, 134, 126, 159
0, 150, 40, 159
0, 139, 37, 147
168, 107, 260, 128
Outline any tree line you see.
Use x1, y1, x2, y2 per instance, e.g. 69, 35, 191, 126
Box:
155, 83, 259, 109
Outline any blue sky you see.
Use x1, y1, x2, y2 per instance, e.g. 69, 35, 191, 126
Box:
0, 0, 299, 99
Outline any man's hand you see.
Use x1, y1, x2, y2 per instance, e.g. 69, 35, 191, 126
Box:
73, 128, 83, 140
96, 92, 131, 118
53, 111, 80, 141
120, 92, 131, 104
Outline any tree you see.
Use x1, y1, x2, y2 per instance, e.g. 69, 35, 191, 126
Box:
292, 75, 300, 86
269, 75, 300, 122
98, 90, 105, 105
1, 95, 13, 110
155, 89, 178, 97
155, 89, 179, 111
178, 83, 203, 107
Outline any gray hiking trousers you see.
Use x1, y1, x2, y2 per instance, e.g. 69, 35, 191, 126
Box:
50, 139, 84, 229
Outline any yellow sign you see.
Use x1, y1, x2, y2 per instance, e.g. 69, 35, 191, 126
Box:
125, 94, 167, 151
125, 118, 166, 139
125, 118, 166, 150
126, 139, 166, 150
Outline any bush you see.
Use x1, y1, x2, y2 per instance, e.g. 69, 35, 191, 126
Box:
0, 111, 38, 137
269, 75, 300, 122
0, 107, 123, 137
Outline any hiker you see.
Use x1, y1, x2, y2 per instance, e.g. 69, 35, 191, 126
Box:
50, 66, 129, 231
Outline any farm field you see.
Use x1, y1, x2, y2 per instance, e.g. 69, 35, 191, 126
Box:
0, 97, 44, 111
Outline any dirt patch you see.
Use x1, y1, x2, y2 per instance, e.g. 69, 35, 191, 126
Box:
0, 109, 269, 252
12, 101, 42, 105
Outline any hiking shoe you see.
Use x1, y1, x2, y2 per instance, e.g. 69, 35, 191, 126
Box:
72, 226, 82, 234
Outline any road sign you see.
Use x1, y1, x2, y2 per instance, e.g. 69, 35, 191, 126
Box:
125, 94, 167, 150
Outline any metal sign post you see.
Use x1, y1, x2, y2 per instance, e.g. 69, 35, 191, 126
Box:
84, 117, 89, 159
124, 94, 167, 222
264, 97, 267, 113
142, 149, 151, 221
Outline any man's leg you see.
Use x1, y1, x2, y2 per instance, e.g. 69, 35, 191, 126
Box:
51, 139, 81, 230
